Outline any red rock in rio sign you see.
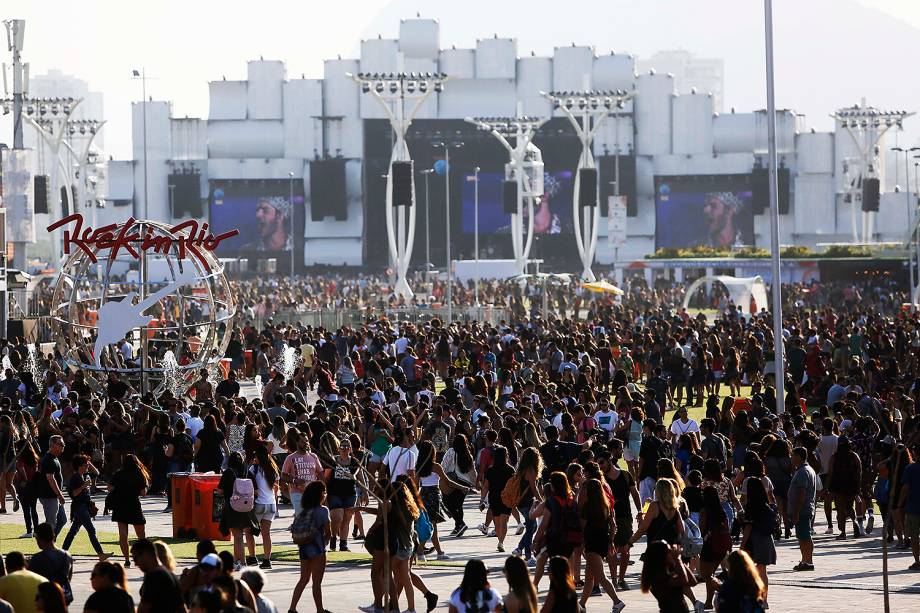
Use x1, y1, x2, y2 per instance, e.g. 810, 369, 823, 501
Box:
46, 214, 240, 271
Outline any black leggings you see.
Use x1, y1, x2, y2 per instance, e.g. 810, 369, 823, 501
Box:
443, 488, 467, 528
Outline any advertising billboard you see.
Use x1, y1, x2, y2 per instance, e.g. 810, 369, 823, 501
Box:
208, 179, 305, 267
655, 174, 754, 249
460, 171, 574, 235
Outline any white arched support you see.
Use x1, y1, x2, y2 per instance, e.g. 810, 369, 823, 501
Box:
682, 275, 769, 319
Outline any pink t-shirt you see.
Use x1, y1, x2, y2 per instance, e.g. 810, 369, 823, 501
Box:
282, 451, 323, 494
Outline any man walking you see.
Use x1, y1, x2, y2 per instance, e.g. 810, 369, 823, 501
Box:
36, 435, 67, 535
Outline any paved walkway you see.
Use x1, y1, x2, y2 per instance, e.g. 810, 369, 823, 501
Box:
1, 493, 917, 613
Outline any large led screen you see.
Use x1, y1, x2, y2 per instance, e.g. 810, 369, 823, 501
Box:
208, 179, 305, 264
655, 175, 754, 249
460, 171, 574, 235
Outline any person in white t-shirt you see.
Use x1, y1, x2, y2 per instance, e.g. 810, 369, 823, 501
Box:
593, 402, 620, 437
669, 407, 700, 443
382, 430, 418, 482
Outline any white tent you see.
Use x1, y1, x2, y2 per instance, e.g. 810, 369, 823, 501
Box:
682, 275, 769, 316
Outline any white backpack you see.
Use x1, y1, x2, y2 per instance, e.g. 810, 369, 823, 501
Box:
230, 476, 255, 512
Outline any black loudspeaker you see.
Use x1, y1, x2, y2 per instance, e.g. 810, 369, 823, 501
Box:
34, 175, 50, 215
391, 161, 413, 208
310, 158, 348, 221
502, 180, 518, 214
752, 167, 769, 215
578, 168, 598, 207
7, 318, 37, 343
60, 186, 70, 217
862, 178, 880, 212
168, 173, 203, 217
777, 167, 790, 214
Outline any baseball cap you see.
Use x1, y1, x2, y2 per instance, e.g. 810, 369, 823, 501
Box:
200, 553, 221, 568
504, 400, 515, 409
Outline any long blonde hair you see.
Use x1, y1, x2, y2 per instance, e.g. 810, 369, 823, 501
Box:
655, 478, 680, 515
153, 540, 177, 572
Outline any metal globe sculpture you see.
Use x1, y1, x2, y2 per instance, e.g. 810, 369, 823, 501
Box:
48, 217, 236, 395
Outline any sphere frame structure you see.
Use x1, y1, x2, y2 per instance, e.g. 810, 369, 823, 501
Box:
49, 218, 235, 394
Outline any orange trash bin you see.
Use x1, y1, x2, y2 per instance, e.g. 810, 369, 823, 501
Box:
244, 350, 254, 377
190, 474, 229, 541
171, 473, 194, 538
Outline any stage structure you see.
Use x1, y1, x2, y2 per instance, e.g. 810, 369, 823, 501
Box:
47, 216, 238, 395
542, 88, 634, 281
832, 104, 912, 242
465, 115, 548, 275
681, 275, 768, 319
348, 71, 449, 298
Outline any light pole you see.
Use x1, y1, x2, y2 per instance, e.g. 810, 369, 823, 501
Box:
421, 168, 433, 274
763, 0, 785, 415
541, 88, 634, 281
892, 146, 919, 305
132, 69, 149, 219
288, 171, 295, 284
433, 140, 463, 322
465, 116, 548, 275
348, 71, 449, 298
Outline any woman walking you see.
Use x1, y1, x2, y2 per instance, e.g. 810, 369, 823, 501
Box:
194, 414, 229, 474
511, 447, 543, 564
415, 440, 468, 560
698, 486, 731, 610
289, 480, 331, 613
14, 439, 40, 537
0, 414, 19, 513
324, 436, 362, 553
250, 445, 279, 568
480, 445, 514, 552
577, 478, 625, 612
740, 477, 777, 608
441, 433, 476, 537
218, 451, 260, 570
62, 454, 111, 561
108, 453, 149, 566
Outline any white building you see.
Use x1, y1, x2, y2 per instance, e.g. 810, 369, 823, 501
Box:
96, 18, 907, 272
637, 50, 724, 113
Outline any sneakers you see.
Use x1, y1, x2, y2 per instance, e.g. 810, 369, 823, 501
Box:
835, 532, 847, 541
515, 524, 526, 536
866, 515, 875, 534
489, 529, 497, 537
358, 605, 381, 613
477, 523, 488, 536
260, 559, 272, 569
512, 548, 522, 557
612, 602, 626, 613
19, 532, 32, 539
245, 556, 258, 566
339, 543, 350, 552
456, 525, 469, 538
616, 579, 629, 591
497, 543, 505, 552
449, 525, 460, 536
436, 552, 451, 560
591, 586, 602, 596
527, 557, 537, 568
233, 561, 243, 572
330, 536, 338, 550
425, 592, 439, 613
792, 562, 814, 571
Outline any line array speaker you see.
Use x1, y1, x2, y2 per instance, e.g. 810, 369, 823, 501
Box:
502, 180, 518, 214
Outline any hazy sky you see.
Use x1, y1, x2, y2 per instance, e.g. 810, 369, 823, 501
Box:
1, 0, 918, 159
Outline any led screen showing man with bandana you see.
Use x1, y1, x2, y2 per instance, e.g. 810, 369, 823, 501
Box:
654, 175, 754, 249
208, 179, 305, 262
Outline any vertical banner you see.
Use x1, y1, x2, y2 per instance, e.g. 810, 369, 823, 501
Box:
1, 149, 36, 243
608, 195, 627, 251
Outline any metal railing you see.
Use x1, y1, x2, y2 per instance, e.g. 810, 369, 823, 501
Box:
257, 305, 512, 330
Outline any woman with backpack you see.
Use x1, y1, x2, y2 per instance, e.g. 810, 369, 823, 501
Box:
289, 480, 331, 613
480, 446, 515, 552
217, 451, 260, 570
576, 478, 625, 612
533, 472, 582, 575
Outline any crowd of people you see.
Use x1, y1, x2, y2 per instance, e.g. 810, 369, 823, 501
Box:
0, 275, 917, 613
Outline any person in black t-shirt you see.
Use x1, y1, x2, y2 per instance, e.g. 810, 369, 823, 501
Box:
84, 560, 135, 613
216, 370, 241, 399
28, 522, 74, 603
599, 444, 643, 590
638, 419, 666, 504
36, 435, 67, 535
61, 454, 111, 560
132, 538, 187, 613
539, 426, 589, 481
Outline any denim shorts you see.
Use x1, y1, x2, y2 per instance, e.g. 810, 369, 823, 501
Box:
253, 502, 277, 523
794, 510, 813, 541
327, 494, 357, 510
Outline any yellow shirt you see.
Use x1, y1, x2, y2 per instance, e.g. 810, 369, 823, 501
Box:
0, 570, 46, 613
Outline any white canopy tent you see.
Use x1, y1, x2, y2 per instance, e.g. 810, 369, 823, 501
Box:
682, 275, 769, 316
